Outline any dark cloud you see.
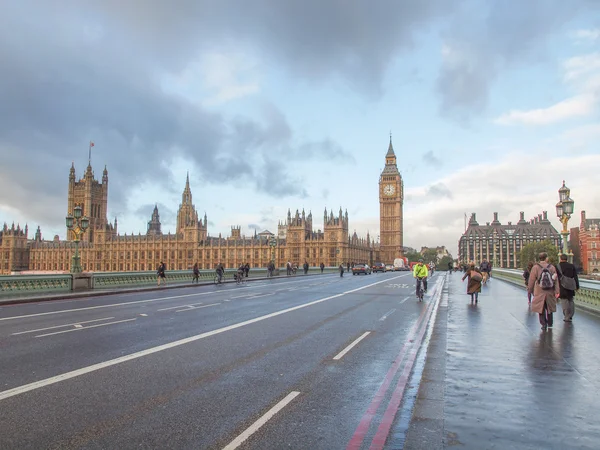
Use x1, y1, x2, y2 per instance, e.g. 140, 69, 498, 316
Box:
422, 151, 443, 169
437, 0, 600, 121
426, 183, 453, 199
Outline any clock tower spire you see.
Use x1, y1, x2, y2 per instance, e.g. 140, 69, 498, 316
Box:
379, 134, 404, 263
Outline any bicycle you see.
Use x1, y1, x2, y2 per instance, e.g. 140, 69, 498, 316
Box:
416, 277, 425, 302
234, 271, 245, 285
214, 272, 224, 285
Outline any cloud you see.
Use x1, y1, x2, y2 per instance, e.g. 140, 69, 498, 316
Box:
436, 0, 599, 120
571, 28, 600, 42
423, 150, 443, 168
494, 52, 600, 126
403, 151, 600, 256
494, 95, 596, 125
426, 183, 453, 199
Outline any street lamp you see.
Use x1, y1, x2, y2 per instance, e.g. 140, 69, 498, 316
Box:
269, 237, 277, 267
555, 181, 575, 263
493, 229, 499, 268
66, 204, 90, 273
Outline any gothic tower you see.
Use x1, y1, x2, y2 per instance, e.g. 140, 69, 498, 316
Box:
147, 204, 162, 236
379, 135, 404, 263
67, 161, 109, 243
176, 172, 208, 242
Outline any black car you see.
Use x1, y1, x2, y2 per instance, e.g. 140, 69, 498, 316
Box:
372, 262, 385, 273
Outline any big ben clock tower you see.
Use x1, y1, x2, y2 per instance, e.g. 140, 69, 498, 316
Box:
379, 135, 404, 263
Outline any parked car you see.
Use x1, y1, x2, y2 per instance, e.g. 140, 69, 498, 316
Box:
352, 264, 372, 275
372, 262, 385, 273
385, 264, 394, 272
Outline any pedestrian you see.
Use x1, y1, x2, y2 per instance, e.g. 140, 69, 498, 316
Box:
244, 262, 250, 278
157, 261, 167, 286
523, 262, 534, 304
461, 262, 482, 304
320, 262, 324, 273
287, 261, 292, 276
339, 264, 344, 277
556, 254, 580, 322
347, 262, 350, 273
303, 261, 309, 274
192, 262, 199, 284
527, 252, 560, 331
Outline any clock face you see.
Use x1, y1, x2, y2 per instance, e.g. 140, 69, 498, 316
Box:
383, 184, 395, 196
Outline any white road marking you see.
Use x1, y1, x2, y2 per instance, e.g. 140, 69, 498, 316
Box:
140, 314, 148, 317
73, 324, 83, 328
400, 297, 411, 304
175, 303, 221, 313
35, 318, 137, 338
222, 391, 301, 450
157, 302, 204, 312
11, 317, 115, 335
231, 294, 252, 299
247, 293, 275, 299
333, 332, 371, 360
0, 277, 333, 322
0, 275, 401, 401
379, 309, 396, 321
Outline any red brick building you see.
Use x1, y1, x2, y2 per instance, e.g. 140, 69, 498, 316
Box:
578, 211, 600, 274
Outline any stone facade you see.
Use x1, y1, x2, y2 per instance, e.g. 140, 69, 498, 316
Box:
1, 162, 378, 274
458, 211, 561, 268
578, 210, 600, 274
378, 137, 404, 264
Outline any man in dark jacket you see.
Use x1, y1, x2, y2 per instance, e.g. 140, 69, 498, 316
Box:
557, 254, 580, 322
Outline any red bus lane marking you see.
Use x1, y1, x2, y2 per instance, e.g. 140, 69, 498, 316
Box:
369, 289, 440, 450
347, 298, 435, 450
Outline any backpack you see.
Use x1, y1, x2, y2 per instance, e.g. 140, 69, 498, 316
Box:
537, 264, 555, 290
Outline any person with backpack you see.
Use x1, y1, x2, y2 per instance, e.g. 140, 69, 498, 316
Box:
461, 262, 482, 304
527, 252, 560, 331
556, 254, 580, 322
192, 262, 200, 284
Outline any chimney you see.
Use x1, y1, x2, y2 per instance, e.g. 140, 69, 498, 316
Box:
494, 212, 498, 221
582, 210, 586, 223
538, 213, 542, 222
508, 222, 512, 226
520, 212, 525, 220
543, 211, 548, 221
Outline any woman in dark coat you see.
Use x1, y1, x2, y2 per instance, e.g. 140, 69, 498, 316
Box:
462, 262, 482, 304
523, 261, 534, 304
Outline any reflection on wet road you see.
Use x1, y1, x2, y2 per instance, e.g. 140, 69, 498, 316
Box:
443, 273, 600, 449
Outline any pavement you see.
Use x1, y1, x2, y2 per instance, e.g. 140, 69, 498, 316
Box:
404, 272, 600, 449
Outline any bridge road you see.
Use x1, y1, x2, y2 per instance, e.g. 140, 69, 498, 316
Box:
0, 270, 443, 449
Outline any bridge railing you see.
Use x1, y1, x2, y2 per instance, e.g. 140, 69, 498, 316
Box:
492, 268, 600, 313
0, 267, 339, 296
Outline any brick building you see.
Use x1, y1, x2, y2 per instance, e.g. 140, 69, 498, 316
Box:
577, 210, 600, 274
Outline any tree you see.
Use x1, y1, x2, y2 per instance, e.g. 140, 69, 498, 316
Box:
439, 255, 454, 271
405, 251, 422, 263
422, 248, 440, 265
519, 240, 559, 268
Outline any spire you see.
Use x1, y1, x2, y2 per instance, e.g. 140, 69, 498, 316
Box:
386, 133, 395, 157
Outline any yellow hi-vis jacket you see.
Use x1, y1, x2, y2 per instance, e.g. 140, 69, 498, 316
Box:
413, 263, 429, 279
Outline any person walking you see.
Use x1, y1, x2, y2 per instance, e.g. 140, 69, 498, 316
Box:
303, 261, 309, 274
339, 264, 344, 277
461, 262, 482, 304
523, 261, 534, 304
320, 262, 325, 273
527, 252, 560, 331
157, 261, 167, 287
556, 254, 580, 322
192, 262, 199, 284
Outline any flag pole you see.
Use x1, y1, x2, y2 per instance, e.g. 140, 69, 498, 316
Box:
88, 141, 92, 165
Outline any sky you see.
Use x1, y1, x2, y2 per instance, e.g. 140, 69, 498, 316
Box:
1, 0, 599, 258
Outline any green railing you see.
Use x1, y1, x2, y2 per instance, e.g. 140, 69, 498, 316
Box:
0, 267, 340, 297
0, 274, 72, 294
493, 268, 600, 313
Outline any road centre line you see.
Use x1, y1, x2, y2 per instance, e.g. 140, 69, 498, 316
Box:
0, 277, 327, 322
400, 297, 410, 304
247, 293, 275, 299
0, 275, 402, 401
35, 318, 138, 338
11, 317, 115, 335
223, 391, 301, 450
157, 302, 203, 312
333, 332, 371, 360
175, 303, 221, 313
379, 309, 396, 321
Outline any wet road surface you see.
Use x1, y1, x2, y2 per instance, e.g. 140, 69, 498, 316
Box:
0, 270, 445, 449
406, 272, 600, 449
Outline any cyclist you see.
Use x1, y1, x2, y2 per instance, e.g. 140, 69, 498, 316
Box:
215, 262, 224, 284
413, 259, 429, 298
237, 264, 245, 283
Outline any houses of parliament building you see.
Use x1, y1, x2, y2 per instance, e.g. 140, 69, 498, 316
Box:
0, 139, 405, 275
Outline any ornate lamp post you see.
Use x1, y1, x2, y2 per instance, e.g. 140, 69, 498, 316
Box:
66, 205, 90, 273
493, 229, 499, 268
555, 181, 575, 263
269, 237, 277, 267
